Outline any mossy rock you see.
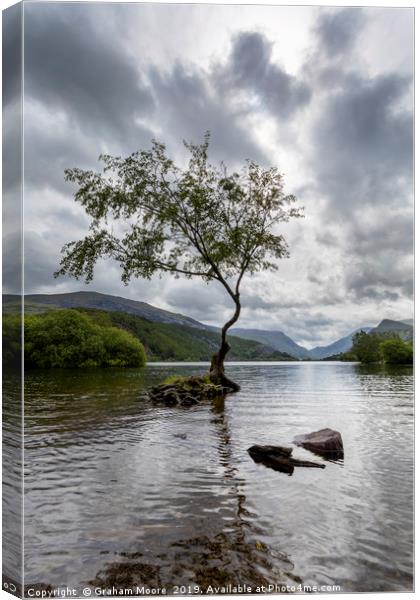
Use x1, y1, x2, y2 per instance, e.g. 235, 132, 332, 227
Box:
147, 374, 231, 407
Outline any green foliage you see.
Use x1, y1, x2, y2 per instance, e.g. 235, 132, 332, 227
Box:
351, 331, 383, 363
4, 305, 294, 368
3, 309, 146, 368
55, 135, 302, 367
351, 330, 413, 365
339, 351, 358, 361
2, 314, 22, 366
56, 135, 302, 290
100, 326, 147, 367
74, 307, 296, 362
380, 338, 413, 365
163, 373, 212, 386
163, 375, 187, 385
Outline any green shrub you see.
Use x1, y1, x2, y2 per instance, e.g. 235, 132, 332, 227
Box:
76, 308, 294, 362
380, 338, 413, 365
340, 351, 358, 361
163, 373, 213, 387
101, 326, 146, 367
352, 331, 383, 363
2, 314, 22, 366
163, 375, 187, 385
3, 309, 146, 368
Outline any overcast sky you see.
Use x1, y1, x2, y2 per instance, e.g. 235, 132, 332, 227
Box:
3, 2, 414, 347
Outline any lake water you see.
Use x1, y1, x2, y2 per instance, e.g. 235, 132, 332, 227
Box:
4, 362, 414, 593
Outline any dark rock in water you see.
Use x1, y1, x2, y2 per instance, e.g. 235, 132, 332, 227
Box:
248, 447, 295, 475
248, 445, 293, 459
90, 529, 292, 590
293, 428, 344, 459
248, 444, 325, 475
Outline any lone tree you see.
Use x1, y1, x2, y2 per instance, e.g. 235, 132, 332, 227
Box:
55, 134, 303, 390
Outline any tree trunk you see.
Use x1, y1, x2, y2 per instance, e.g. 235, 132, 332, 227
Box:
209, 295, 241, 392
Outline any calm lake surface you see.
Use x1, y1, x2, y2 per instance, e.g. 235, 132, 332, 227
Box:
5, 362, 414, 593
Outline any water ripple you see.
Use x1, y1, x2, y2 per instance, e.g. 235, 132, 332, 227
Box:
3, 362, 413, 592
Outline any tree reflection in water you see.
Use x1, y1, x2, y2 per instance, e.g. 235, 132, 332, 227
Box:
90, 395, 299, 592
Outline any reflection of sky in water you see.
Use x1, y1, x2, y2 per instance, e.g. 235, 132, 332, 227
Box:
4, 362, 412, 592
2, 379, 23, 588
226, 363, 413, 591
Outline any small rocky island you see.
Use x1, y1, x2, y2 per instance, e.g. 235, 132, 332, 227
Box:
147, 375, 233, 407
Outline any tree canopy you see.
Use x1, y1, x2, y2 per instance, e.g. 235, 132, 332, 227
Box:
55, 134, 303, 387
56, 134, 302, 290
380, 338, 413, 365
351, 330, 413, 365
351, 331, 383, 363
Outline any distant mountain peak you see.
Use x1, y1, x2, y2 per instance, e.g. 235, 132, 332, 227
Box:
231, 327, 310, 359
307, 326, 373, 360
372, 318, 413, 332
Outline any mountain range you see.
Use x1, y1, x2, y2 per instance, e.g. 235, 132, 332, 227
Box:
231, 327, 310, 359
3, 291, 207, 328
369, 318, 414, 342
2, 291, 413, 360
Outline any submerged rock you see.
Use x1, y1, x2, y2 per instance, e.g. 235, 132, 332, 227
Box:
248, 444, 325, 475
90, 530, 296, 591
293, 428, 344, 459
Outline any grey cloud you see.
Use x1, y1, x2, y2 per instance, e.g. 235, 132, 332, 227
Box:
299, 314, 333, 329
315, 230, 340, 248
23, 232, 62, 290
313, 73, 412, 214
219, 32, 311, 118
11, 4, 413, 347
239, 294, 278, 311
315, 8, 365, 55
3, 231, 22, 294
20, 228, 168, 303
240, 291, 312, 311
307, 7, 413, 220
348, 212, 413, 255
310, 66, 358, 90
307, 272, 322, 285
308, 52, 413, 305
148, 30, 312, 167
2, 3, 22, 107
272, 312, 339, 347
2, 100, 22, 195
3, 230, 75, 296
24, 3, 154, 150
149, 63, 268, 166
336, 210, 413, 304
345, 255, 413, 302
359, 288, 400, 302
23, 113, 99, 195
23, 2, 270, 190
3, 5, 23, 295
343, 208, 413, 301
163, 280, 231, 325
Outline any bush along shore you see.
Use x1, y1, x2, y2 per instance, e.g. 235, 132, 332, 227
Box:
3, 305, 296, 367
338, 331, 413, 365
3, 309, 146, 368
